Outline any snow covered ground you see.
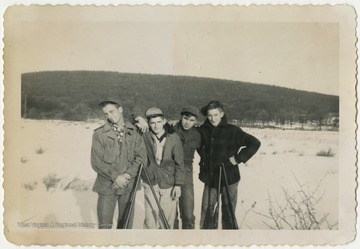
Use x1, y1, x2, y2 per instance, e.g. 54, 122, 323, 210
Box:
12, 119, 338, 230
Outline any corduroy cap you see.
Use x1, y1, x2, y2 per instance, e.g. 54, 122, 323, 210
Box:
181, 106, 200, 118
145, 107, 164, 119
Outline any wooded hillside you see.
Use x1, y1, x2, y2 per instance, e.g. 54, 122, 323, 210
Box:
21, 71, 339, 128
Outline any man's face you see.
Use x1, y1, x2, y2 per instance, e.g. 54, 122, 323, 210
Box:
102, 104, 123, 125
207, 108, 224, 127
181, 115, 197, 130
148, 116, 166, 135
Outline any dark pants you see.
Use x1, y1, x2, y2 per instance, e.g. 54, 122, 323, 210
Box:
97, 192, 134, 229
200, 181, 239, 229
174, 169, 195, 229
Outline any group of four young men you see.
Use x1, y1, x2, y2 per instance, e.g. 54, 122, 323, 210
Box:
91, 98, 261, 229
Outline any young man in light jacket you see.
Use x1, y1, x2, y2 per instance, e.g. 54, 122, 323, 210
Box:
141, 107, 185, 229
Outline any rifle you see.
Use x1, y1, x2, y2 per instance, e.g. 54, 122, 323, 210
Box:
203, 164, 214, 229
212, 166, 222, 229
203, 165, 222, 229
221, 163, 239, 229
117, 164, 143, 229
142, 166, 171, 229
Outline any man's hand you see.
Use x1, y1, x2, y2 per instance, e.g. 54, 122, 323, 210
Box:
171, 186, 181, 200
135, 116, 149, 133
229, 156, 238, 165
113, 173, 131, 189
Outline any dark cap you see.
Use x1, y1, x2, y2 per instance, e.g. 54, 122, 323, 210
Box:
181, 106, 200, 118
200, 100, 224, 116
98, 97, 122, 108
145, 107, 164, 119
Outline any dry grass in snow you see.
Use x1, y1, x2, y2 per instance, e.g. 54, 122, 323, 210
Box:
14, 119, 338, 230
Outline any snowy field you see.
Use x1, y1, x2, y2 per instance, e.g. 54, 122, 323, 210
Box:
13, 119, 338, 230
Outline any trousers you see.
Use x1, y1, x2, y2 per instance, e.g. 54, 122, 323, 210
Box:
143, 183, 177, 229
174, 169, 195, 229
200, 181, 239, 229
97, 192, 134, 229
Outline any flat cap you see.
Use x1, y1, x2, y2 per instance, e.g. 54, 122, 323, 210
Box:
98, 97, 122, 107
181, 106, 200, 118
145, 107, 164, 119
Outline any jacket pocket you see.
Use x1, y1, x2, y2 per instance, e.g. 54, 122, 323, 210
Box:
104, 150, 116, 163
103, 141, 118, 163
141, 165, 157, 186
159, 163, 175, 186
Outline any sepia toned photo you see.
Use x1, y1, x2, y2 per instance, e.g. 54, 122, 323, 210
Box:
2, 3, 357, 247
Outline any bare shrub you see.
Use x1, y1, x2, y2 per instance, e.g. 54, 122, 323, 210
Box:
63, 177, 91, 191
36, 147, 46, 154
316, 148, 335, 157
22, 181, 38, 191
42, 173, 62, 191
239, 200, 257, 229
21, 157, 28, 163
252, 171, 337, 230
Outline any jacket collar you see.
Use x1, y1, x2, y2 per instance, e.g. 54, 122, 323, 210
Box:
175, 122, 185, 132
151, 128, 168, 143
102, 120, 136, 134
203, 114, 228, 128
177, 121, 190, 132
164, 122, 176, 134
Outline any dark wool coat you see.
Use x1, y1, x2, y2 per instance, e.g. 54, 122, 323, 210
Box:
91, 121, 147, 195
197, 115, 261, 188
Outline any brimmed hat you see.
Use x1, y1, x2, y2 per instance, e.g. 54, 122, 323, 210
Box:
98, 97, 122, 107
181, 106, 200, 118
200, 100, 224, 116
145, 107, 164, 119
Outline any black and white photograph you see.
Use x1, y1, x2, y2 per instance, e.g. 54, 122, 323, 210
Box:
1, 2, 358, 248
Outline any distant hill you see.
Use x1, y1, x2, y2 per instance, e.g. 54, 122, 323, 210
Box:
21, 71, 339, 127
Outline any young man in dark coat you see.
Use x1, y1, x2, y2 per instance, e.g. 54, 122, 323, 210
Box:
198, 100, 261, 229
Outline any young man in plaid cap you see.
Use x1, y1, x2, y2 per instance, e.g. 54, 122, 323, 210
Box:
91, 98, 147, 229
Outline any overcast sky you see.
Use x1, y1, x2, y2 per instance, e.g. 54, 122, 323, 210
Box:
6, 5, 340, 95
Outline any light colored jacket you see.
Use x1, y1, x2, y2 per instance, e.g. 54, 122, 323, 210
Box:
91, 120, 147, 195
142, 128, 185, 189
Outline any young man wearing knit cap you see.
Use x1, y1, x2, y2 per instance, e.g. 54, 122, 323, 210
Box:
197, 100, 261, 229
173, 106, 201, 229
141, 107, 185, 229
91, 98, 147, 229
